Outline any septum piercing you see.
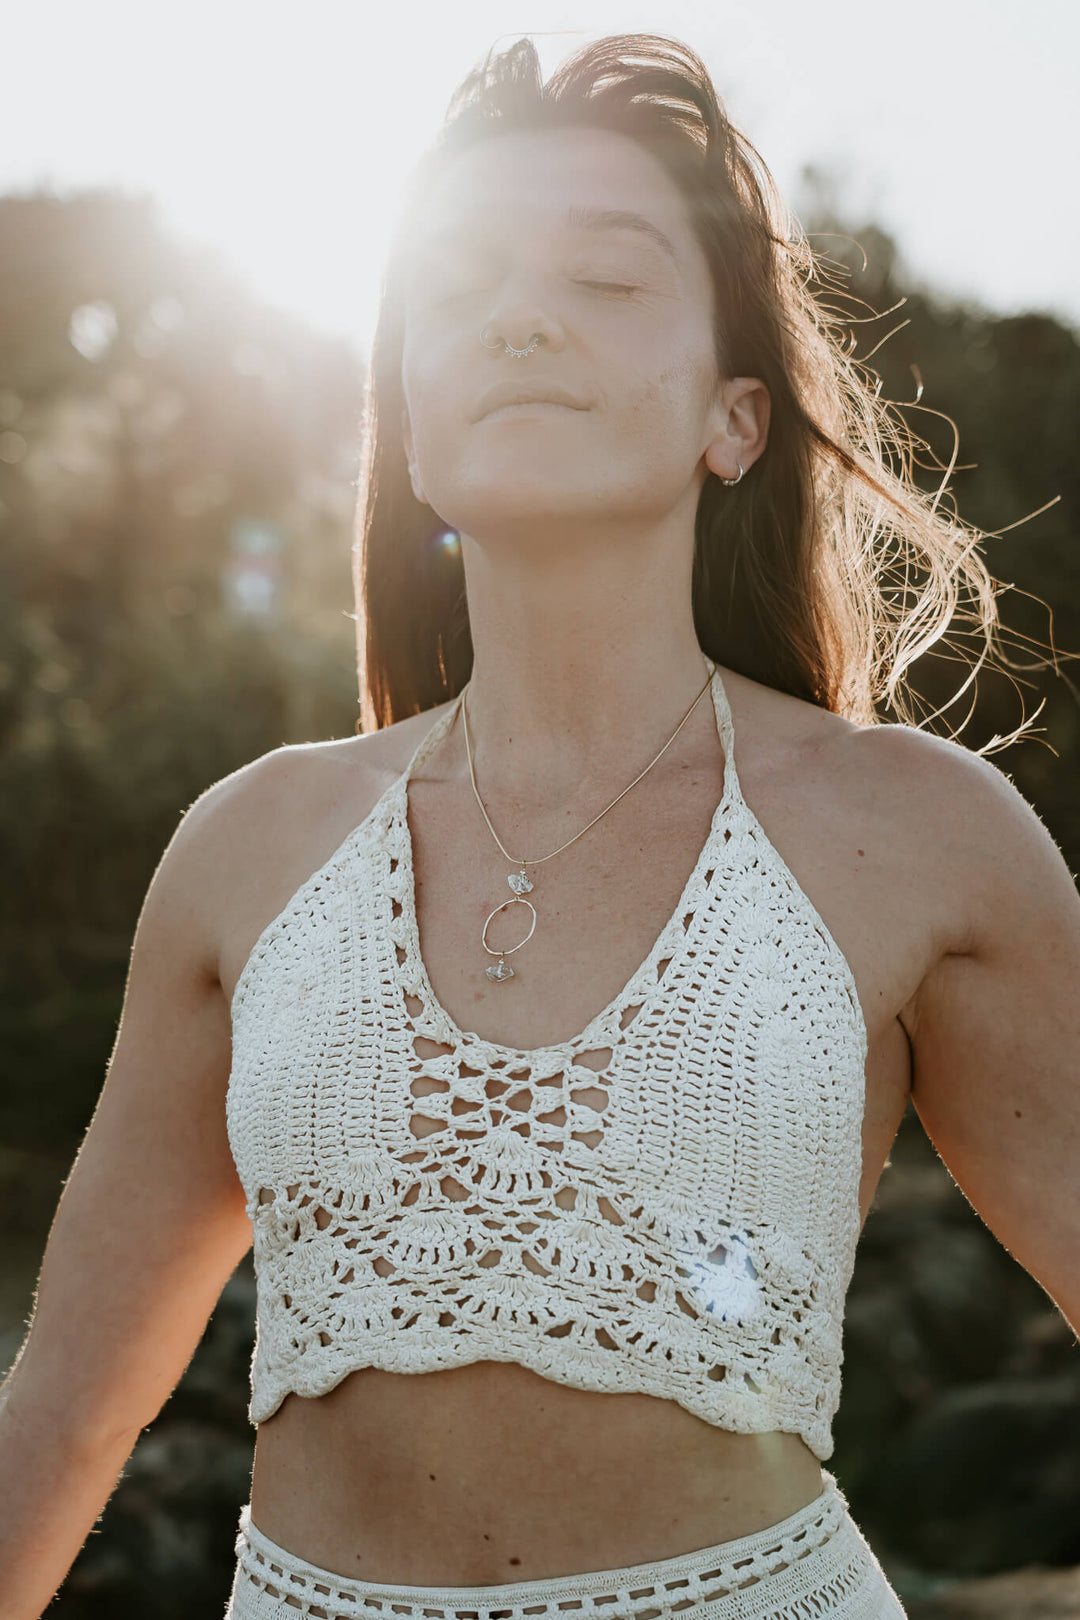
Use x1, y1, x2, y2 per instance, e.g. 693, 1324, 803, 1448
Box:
482, 325, 544, 358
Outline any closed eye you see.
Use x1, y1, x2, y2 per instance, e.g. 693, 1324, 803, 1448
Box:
577, 281, 638, 296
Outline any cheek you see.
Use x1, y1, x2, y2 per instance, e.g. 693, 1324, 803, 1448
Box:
400, 367, 452, 454
400, 322, 442, 409
658, 344, 710, 395
618, 360, 707, 437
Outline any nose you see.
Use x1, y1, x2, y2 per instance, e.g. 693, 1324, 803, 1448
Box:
480, 272, 565, 356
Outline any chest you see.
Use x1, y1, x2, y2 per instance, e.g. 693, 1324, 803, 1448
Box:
403, 745, 931, 1230
230, 772, 872, 1285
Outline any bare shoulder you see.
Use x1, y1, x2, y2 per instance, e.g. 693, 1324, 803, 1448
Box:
182, 701, 458, 1004
842, 719, 1071, 956
721, 665, 1054, 987
720, 661, 984, 830
830, 710, 1078, 1053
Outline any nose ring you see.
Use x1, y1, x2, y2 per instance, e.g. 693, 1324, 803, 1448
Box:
480, 325, 543, 358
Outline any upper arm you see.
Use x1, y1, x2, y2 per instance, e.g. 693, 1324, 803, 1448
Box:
1, 755, 287, 1450
901, 731, 1080, 1334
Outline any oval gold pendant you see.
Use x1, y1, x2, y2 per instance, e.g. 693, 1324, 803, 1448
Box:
482, 895, 536, 981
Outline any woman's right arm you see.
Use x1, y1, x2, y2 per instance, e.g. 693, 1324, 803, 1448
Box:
0, 758, 276, 1620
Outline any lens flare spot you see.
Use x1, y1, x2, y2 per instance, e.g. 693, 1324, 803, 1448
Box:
678, 1231, 761, 1323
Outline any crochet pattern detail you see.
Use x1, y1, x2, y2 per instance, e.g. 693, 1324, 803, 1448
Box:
228, 1471, 909, 1618
226, 664, 869, 1461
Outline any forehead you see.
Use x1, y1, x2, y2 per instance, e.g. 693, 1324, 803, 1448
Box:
418, 125, 694, 256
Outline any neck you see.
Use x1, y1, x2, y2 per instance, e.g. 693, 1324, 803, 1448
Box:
443, 518, 718, 812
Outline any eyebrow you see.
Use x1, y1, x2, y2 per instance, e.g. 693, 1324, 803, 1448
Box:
563, 205, 679, 264
420, 205, 679, 265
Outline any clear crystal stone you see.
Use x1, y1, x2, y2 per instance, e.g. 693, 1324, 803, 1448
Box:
508, 870, 533, 895
486, 958, 515, 982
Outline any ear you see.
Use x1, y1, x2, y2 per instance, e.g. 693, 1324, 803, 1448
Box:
400, 405, 428, 505
703, 377, 771, 483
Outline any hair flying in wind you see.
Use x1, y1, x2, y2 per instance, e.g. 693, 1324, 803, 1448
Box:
353, 32, 1050, 746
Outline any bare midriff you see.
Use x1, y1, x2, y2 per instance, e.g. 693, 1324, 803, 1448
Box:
247, 1359, 825, 1585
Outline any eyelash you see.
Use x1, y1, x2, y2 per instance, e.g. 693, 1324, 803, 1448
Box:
577, 280, 638, 296
429, 278, 637, 310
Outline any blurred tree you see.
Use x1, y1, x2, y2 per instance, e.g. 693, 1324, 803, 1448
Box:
0, 187, 367, 1155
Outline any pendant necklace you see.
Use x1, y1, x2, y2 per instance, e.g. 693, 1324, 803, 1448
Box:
460, 662, 716, 983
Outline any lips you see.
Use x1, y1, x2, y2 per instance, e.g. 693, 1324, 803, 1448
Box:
475, 381, 589, 421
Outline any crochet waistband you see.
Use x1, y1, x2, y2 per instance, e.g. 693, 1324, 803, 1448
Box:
226, 1469, 907, 1619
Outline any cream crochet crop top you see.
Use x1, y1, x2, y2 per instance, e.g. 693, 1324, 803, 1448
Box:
226, 662, 868, 1462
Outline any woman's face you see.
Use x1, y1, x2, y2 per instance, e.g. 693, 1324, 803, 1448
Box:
400, 124, 734, 548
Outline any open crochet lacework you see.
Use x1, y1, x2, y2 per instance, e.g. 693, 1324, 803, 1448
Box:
226, 662, 868, 1461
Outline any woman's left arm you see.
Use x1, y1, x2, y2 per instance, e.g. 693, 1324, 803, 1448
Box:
901, 733, 1080, 1336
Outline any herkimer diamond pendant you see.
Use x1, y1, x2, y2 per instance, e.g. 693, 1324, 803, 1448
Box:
482, 870, 537, 983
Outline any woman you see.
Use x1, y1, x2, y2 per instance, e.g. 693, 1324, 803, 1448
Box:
2, 32, 1078, 1620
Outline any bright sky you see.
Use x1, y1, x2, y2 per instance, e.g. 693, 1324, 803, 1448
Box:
6, 0, 1077, 354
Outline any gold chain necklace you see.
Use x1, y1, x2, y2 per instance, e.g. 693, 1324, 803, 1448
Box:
460, 661, 716, 983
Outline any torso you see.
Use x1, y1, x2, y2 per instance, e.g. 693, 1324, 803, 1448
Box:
216, 666, 970, 1584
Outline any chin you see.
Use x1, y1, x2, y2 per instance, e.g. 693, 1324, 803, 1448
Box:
447, 477, 591, 523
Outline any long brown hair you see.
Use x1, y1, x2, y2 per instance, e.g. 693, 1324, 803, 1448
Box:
353, 32, 1046, 744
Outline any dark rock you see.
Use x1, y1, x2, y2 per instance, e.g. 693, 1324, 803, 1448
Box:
858, 1376, 1080, 1577
903, 1562, 1080, 1618
61, 1419, 253, 1618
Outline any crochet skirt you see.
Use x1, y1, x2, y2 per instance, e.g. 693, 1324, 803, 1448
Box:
225, 1468, 907, 1619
